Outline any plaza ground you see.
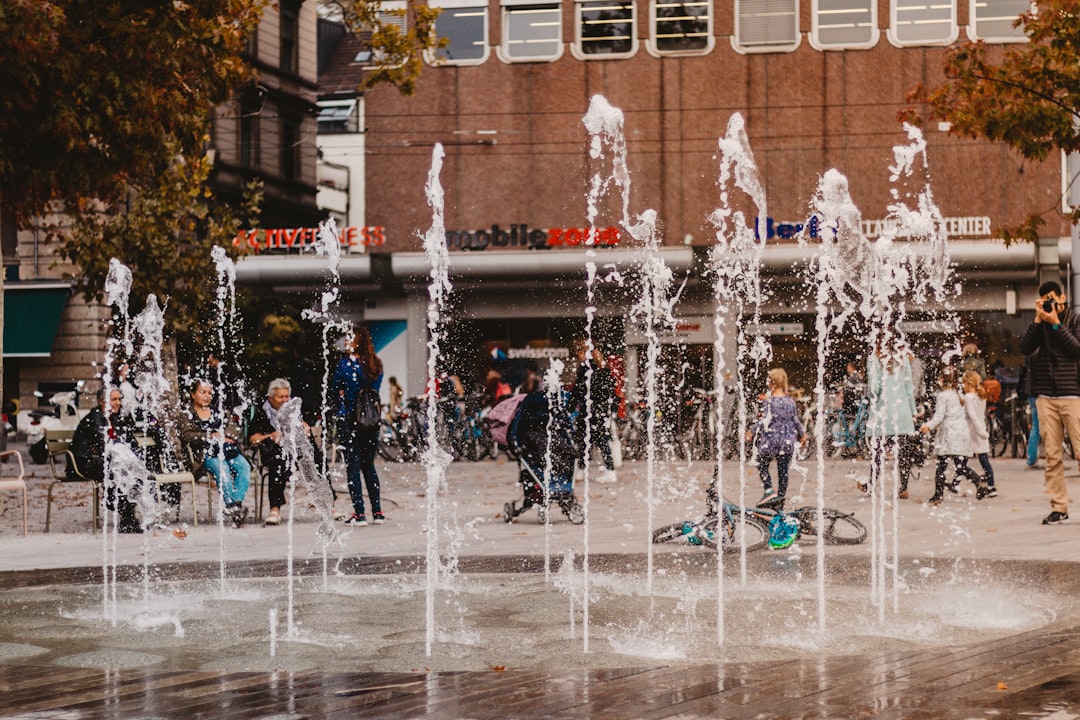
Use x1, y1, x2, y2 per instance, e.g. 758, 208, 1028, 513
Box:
2, 453, 1080, 718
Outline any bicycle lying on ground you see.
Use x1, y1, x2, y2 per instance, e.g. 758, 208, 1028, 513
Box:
654, 497, 867, 551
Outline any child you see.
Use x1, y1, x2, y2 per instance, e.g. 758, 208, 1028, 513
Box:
962, 370, 997, 498
750, 368, 805, 508
919, 367, 989, 505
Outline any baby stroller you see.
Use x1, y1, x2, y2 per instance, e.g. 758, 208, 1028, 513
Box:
493, 392, 585, 525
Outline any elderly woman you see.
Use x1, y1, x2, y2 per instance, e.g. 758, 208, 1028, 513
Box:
179, 378, 250, 527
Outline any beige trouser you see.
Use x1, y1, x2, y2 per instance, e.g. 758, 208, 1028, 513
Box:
1035, 396, 1080, 514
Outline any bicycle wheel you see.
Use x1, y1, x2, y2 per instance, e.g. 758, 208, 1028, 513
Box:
652, 521, 692, 544
793, 507, 867, 545
377, 419, 404, 463
698, 513, 768, 553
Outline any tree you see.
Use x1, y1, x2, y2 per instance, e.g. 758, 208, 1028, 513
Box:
320, 0, 443, 95
904, 0, 1080, 242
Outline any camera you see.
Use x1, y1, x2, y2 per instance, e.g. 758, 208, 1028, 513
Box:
1043, 299, 1055, 313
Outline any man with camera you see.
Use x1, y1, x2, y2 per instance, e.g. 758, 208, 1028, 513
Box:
1019, 281, 1080, 525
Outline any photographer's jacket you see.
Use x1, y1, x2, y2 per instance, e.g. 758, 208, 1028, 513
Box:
1019, 307, 1080, 397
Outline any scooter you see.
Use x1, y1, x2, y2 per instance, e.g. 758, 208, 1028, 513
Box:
23, 384, 87, 464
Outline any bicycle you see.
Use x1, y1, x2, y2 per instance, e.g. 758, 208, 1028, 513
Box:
677, 387, 720, 461
652, 499, 770, 553
832, 395, 869, 459
738, 500, 868, 547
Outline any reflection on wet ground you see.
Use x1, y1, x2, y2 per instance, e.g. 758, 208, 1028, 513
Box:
2, 554, 1080, 718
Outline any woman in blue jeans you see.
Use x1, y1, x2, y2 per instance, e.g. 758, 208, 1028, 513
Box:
333, 324, 384, 526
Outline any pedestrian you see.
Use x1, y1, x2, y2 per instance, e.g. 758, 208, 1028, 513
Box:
961, 342, 987, 382
333, 324, 385, 526
570, 343, 617, 483
961, 370, 997, 498
1017, 351, 1040, 469
749, 367, 805, 509
71, 387, 143, 533
1018, 281, 1080, 525
919, 367, 989, 505
865, 343, 918, 500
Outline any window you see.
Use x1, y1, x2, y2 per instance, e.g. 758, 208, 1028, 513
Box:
649, 0, 711, 56
889, 0, 957, 46
281, 115, 302, 181
372, 3, 408, 66
574, 0, 637, 59
280, 0, 301, 73
734, 0, 800, 53
318, 99, 360, 134
968, 0, 1028, 41
239, 96, 260, 169
811, 0, 878, 49
498, 1, 563, 62
431, 1, 489, 64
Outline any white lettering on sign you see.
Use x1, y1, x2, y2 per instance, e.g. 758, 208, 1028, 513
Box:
897, 319, 960, 334
745, 323, 805, 336
860, 216, 991, 239
508, 347, 571, 359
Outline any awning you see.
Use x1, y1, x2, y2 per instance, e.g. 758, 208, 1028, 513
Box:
4, 283, 70, 357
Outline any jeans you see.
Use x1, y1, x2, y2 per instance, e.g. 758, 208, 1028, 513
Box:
758, 452, 791, 498
975, 452, 995, 488
204, 454, 251, 506
1027, 397, 1040, 466
344, 421, 381, 516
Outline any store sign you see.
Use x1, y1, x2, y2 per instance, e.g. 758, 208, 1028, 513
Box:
755, 217, 822, 241
897, 319, 960, 334
745, 323, 804, 336
445, 224, 621, 251
508, 347, 570, 359
232, 226, 386, 253
627, 316, 715, 345
862, 216, 991, 239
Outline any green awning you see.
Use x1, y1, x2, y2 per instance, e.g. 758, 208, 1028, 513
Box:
4, 284, 70, 357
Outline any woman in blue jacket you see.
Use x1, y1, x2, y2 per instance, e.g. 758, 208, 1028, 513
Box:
333, 324, 384, 526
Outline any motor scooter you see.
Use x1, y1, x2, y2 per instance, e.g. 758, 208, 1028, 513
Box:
23, 383, 87, 464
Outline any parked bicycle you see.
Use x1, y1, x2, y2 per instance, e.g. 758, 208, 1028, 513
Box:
678, 387, 720, 461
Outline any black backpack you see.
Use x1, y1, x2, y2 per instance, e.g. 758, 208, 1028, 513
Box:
355, 386, 381, 430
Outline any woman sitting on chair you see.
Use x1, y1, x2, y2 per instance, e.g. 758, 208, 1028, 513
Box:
71, 386, 142, 533
178, 378, 250, 528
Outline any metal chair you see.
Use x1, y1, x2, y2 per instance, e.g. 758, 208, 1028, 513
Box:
45, 428, 101, 533
0, 450, 27, 535
134, 434, 200, 525
182, 443, 217, 519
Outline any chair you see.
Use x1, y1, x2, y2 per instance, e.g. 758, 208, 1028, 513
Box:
183, 443, 217, 519
134, 434, 200, 525
0, 450, 27, 536
45, 428, 101, 533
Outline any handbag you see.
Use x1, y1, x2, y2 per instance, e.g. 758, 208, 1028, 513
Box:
355, 387, 382, 430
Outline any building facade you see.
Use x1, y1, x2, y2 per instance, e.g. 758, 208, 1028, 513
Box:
235, 0, 1068, 402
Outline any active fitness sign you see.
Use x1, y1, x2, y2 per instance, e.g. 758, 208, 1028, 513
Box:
233, 226, 386, 253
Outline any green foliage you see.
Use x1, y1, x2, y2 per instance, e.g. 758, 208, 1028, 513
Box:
905, 0, 1080, 240
60, 148, 263, 339
0, 0, 268, 227
325, 0, 445, 95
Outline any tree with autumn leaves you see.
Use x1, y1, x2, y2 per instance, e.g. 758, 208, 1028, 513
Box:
906, 0, 1080, 242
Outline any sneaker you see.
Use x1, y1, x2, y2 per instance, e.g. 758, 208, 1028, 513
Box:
372, 512, 386, 525
230, 506, 248, 529
946, 482, 960, 495
1026, 463, 1041, 471
927, 495, 943, 506
856, 480, 869, 494
897, 490, 909, 500
264, 510, 281, 526
346, 513, 368, 527
1042, 511, 1070, 525
985, 487, 998, 499
597, 469, 618, 484
976, 485, 990, 500
759, 488, 778, 505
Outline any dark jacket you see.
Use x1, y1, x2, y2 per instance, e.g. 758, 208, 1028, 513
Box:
69, 407, 135, 481
1019, 307, 1080, 397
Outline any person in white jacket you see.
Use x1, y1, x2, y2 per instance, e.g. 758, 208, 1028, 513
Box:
919, 367, 989, 505
962, 370, 998, 499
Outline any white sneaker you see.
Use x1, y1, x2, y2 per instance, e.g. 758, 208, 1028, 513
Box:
597, 469, 618, 484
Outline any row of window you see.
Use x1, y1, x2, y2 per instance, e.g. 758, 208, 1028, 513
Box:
387, 0, 1030, 64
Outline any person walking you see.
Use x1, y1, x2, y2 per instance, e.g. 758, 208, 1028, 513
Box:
333, 324, 385, 526
570, 344, 617, 483
1018, 281, 1080, 525
1017, 351, 1040, 469
865, 344, 918, 499
750, 368, 805, 509
961, 370, 997, 498
919, 367, 988, 506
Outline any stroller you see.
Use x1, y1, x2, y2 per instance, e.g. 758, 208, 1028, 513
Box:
493, 392, 585, 525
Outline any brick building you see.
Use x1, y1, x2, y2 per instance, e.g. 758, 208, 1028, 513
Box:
238, 0, 1065, 399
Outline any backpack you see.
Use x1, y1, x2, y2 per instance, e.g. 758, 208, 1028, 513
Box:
982, 378, 1001, 404
355, 387, 382, 430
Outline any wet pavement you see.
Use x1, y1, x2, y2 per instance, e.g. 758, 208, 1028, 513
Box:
2, 453, 1080, 717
